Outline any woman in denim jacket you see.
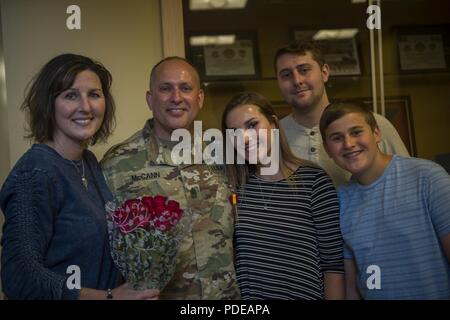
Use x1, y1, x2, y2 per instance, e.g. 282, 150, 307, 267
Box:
0, 54, 159, 300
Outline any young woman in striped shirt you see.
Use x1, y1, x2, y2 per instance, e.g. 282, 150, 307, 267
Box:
222, 91, 344, 300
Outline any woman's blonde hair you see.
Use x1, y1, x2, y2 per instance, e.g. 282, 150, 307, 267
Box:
221, 91, 311, 188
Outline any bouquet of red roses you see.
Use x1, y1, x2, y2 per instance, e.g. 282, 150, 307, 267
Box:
106, 195, 185, 290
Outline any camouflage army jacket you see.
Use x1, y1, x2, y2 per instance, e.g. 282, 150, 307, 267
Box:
101, 119, 240, 300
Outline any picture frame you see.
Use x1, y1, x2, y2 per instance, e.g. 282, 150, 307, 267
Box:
293, 29, 362, 76
395, 25, 450, 73
186, 31, 261, 81
361, 96, 416, 156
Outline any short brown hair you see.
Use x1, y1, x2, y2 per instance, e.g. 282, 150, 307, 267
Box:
319, 99, 378, 141
149, 56, 201, 89
274, 38, 325, 73
21, 53, 116, 145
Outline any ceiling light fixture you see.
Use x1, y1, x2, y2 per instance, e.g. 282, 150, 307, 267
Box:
189, 0, 248, 10
313, 28, 359, 40
189, 34, 236, 46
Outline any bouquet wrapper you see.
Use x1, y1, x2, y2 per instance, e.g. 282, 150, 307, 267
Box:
106, 196, 185, 290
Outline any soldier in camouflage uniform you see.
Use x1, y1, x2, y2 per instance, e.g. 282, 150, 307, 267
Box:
101, 57, 240, 299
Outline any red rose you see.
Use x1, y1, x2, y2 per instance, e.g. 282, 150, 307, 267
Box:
124, 199, 140, 213
153, 205, 165, 218
166, 200, 180, 211
112, 195, 183, 234
141, 196, 154, 211
153, 195, 167, 207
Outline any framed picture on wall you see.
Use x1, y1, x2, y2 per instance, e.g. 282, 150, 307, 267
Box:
292, 29, 362, 76
395, 25, 450, 73
361, 96, 416, 156
186, 31, 261, 81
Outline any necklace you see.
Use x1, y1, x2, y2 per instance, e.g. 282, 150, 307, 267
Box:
256, 179, 277, 210
71, 158, 88, 189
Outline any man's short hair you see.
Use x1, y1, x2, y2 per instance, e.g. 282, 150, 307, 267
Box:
274, 38, 325, 72
319, 99, 379, 141
149, 56, 201, 89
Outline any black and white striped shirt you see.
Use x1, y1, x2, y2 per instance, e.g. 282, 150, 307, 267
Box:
235, 165, 344, 300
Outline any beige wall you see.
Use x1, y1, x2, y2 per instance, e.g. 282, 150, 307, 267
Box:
0, 4, 7, 301
1, 0, 162, 167
0, 0, 163, 298
0, 6, 8, 185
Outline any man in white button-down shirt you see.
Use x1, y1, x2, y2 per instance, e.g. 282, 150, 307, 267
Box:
276, 39, 409, 186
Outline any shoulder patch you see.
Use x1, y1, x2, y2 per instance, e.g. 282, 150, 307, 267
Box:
101, 129, 144, 164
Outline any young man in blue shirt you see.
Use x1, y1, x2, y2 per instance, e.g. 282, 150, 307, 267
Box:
320, 99, 450, 299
